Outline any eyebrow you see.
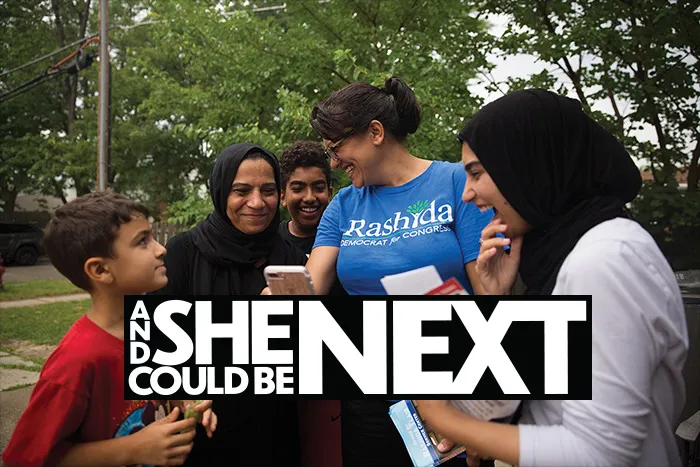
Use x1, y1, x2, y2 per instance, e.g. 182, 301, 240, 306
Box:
232, 182, 278, 190
289, 179, 327, 187
464, 161, 482, 173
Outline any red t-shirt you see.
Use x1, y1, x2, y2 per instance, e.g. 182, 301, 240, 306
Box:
2, 315, 167, 467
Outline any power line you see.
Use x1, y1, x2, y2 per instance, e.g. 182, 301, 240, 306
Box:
1, 0, 331, 80
0, 34, 98, 79
0, 70, 61, 103
0, 48, 96, 104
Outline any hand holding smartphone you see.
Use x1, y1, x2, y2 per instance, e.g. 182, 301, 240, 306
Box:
263, 265, 316, 295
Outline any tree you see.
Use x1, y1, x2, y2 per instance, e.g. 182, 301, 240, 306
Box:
134, 0, 492, 161
84, 0, 492, 224
479, 0, 699, 187
479, 0, 700, 269
1, 0, 195, 220
1, 0, 104, 219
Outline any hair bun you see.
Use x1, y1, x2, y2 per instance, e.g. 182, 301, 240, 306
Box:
383, 76, 420, 136
383, 77, 401, 98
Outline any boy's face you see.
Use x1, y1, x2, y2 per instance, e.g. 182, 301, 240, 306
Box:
281, 166, 332, 232
103, 214, 168, 295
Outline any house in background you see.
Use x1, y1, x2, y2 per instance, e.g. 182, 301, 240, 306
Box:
640, 170, 689, 190
0, 190, 77, 228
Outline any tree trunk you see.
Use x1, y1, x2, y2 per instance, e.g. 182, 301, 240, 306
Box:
75, 179, 92, 196
1, 190, 18, 221
647, 105, 673, 183
52, 0, 76, 135
53, 0, 93, 193
688, 137, 700, 193
602, 59, 625, 138
53, 180, 68, 204
626, 5, 673, 183
536, 0, 591, 111
51, 0, 66, 47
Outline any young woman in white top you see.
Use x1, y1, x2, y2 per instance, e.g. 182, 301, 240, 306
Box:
417, 89, 689, 467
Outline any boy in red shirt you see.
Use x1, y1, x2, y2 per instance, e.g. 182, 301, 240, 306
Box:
3, 191, 216, 467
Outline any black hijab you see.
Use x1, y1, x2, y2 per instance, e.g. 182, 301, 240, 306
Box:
458, 89, 642, 295
189, 142, 288, 295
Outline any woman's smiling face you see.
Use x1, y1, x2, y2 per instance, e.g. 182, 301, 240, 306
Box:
226, 158, 279, 234
461, 141, 530, 238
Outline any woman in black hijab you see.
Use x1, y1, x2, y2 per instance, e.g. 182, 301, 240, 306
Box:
416, 89, 687, 467
159, 142, 307, 295
461, 87, 643, 296
154, 142, 306, 466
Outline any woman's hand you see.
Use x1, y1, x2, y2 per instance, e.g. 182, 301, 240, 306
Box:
437, 438, 482, 467
415, 399, 449, 416
414, 400, 451, 430
261, 287, 272, 295
475, 218, 522, 295
417, 401, 481, 467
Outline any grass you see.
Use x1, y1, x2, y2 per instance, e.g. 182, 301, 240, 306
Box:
3, 383, 36, 391
0, 300, 90, 345
0, 363, 43, 372
0, 279, 82, 302
0, 350, 47, 366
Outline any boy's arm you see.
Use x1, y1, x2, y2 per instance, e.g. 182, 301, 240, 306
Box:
56, 436, 140, 467
57, 408, 197, 467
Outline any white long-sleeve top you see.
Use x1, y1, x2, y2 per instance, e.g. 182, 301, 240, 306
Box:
518, 218, 689, 467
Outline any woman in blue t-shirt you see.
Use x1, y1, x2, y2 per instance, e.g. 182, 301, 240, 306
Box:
304, 76, 494, 466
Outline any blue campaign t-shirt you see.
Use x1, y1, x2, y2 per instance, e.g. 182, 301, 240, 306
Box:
313, 161, 494, 295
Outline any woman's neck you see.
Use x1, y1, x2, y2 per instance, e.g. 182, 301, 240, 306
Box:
375, 145, 431, 187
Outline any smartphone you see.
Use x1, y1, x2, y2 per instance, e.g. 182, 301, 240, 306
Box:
263, 265, 316, 295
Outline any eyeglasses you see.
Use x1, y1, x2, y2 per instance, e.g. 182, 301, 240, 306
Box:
323, 137, 346, 163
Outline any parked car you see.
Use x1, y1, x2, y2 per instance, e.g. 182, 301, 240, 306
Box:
0, 222, 45, 266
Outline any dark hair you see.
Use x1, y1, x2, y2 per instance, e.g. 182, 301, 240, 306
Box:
310, 76, 421, 142
43, 191, 150, 292
279, 141, 332, 187
242, 151, 268, 163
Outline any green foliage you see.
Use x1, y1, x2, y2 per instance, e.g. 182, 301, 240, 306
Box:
631, 182, 700, 270
3, 0, 698, 272
136, 0, 491, 165
165, 184, 212, 229
479, 0, 700, 185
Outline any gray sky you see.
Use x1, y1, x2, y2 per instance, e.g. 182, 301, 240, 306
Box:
468, 14, 659, 166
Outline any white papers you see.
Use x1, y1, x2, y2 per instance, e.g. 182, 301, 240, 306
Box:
380, 265, 444, 295
449, 400, 521, 421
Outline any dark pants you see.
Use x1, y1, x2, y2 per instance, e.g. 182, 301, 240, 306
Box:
341, 400, 491, 467
183, 399, 301, 467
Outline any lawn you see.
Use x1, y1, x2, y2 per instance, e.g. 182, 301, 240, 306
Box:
0, 300, 90, 345
0, 279, 81, 302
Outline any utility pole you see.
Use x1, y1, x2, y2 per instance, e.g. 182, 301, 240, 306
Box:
97, 0, 110, 191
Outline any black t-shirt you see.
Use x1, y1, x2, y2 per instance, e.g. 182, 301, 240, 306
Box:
277, 220, 316, 255
277, 220, 348, 296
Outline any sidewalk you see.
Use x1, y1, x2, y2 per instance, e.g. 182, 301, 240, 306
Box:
0, 350, 43, 453
0, 293, 89, 450
0, 385, 34, 454
0, 293, 90, 309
